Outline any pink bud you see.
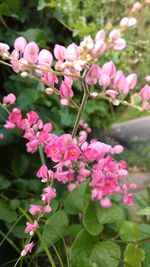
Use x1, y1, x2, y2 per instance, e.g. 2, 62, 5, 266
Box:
24, 42, 39, 64
43, 72, 58, 85
95, 29, 106, 42
29, 205, 41, 215
38, 49, 53, 65
120, 17, 129, 29
101, 61, 116, 79
145, 75, 150, 82
14, 36, 27, 53
36, 164, 48, 180
132, 2, 142, 12
138, 85, 150, 101
54, 44, 67, 61
21, 242, 34, 257
128, 17, 137, 28
101, 198, 112, 208
99, 73, 110, 89
113, 38, 126, 51
109, 29, 121, 40
3, 93, 16, 105
129, 183, 137, 190
126, 73, 137, 89
60, 81, 74, 99
0, 42, 10, 52
113, 145, 124, 154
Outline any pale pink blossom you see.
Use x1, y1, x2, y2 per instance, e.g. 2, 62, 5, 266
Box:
109, 29, 121, 40
21, 242, 34, 256
14, 37, 27, 53
86, 64, 101, 85
123, 193, 134, 206
3, 93, 16, 105
113, 38, 126, 51
23, 42, 39, 64
131, 2, 142, 13
41, 186, 56, 204
25, 220, 39, 236
60, 81, 74, 99
54, 44, 67, 61
99, 73, 110, 89
101, 61, 116, 79
101, 198, 112, 208
138, 85, 150, 101
43, 72, 58, 85
38, 49, 53, 65
36, 164, 48, 182
95, 29, 105, 42
126, 73, 137, 89
92, 40, 106, 56
29, 205, 42, 215
145, 75, 150, 82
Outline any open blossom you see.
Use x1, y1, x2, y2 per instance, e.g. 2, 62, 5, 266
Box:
29, 205, 42, 215
23, 42, 39, 64
101, 198, 112, 208
21, 242, 34, 257
41, 186, 56, 205
123, 193, 134, 206
14, 37, 27, 53
3, 93, 16, 105
25, 220, 39, 236
60, 81, 74, 99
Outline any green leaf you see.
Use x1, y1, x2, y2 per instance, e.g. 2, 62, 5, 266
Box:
83, 201, 103, 236
119, 221, 140, 242
0, 200, 17, 223
124, 243, 145, 267
64, 182, 90, 214
97, 203, 124, 224
0, 174, 11, 189
70, 229, 97, 267
142, 243, 150, 267
90, 241, 121, 267
137, 207, 150, 216
41, 210, 68, 246
65, 224, 82, 239
11, 152, 29, 176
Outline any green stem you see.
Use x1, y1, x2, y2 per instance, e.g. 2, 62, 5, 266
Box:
0, 102, 10, 114
38, 145, 46, 165
72, 72, 89, 138
72, 92, 88, 137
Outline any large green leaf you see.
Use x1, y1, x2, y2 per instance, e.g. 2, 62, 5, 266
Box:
0, 174, 11, 189
0, 200, 17, 223
90, 241, 121, 267
11, 152, 29, 176
64, 182, 90, 214
41, 210, 68, 245
97, 203, 124, 224
137, 207, 150, 216
124, 243, 145, 267
83, 201, 103, 236
70, 229, 97, 267
142, 243, 150, 267
119, 221, 140, 242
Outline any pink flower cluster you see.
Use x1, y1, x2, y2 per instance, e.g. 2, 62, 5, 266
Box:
4, 107, 135, 209
86, 61, 137, 104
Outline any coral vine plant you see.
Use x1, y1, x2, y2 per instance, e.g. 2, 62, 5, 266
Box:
1, 5, 150, 266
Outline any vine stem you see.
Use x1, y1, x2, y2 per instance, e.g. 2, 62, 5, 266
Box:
38, 145, 46, 165
72, 70, 89, 137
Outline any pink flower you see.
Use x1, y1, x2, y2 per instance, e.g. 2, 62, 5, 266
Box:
43, 72, 58, 85
38, 49, 53, 65
29, 205, 42, 215
101, 198, 112, 208
99, 73, 110, 89
95, 29, 105, 42
138, 85, 150, 101
26, 111, 39, 125
41, 186, 56, 204
43, 205, 52, 213
4, 120, 15, 129
60, 81, 74, 99
145, 76, 150, 82
113, 38, 126, 51
120, 17, 137, 29
66, 43, 78, 61
66, 145, 81, 162
36, 164, 48, 182
0, 42, 10, 52
126, 73, 137, 89
113, 145, 124, 154
54, 44, 67, 61
123, 193, 134, 206
92, 40, 106, 56
86, 64, 101, 85
129, 183, 137, 191
14, 36, 27, 53
3, 93, 16, 105
101, 61, 116, 79
21, 242, 34, 257
132, 2, 141, 13
24, 42, 39, 64
25, 220, 38, 236
9, 108, 22, 125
